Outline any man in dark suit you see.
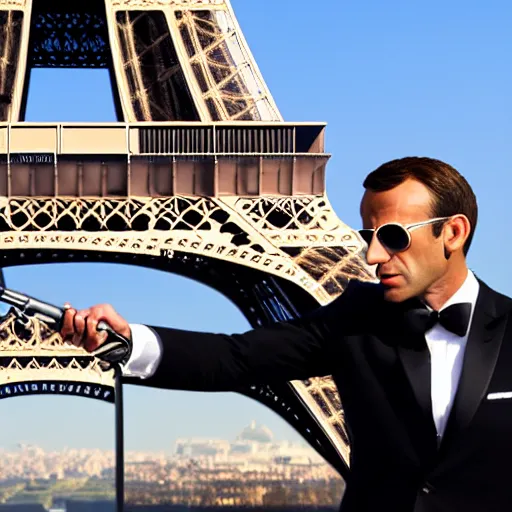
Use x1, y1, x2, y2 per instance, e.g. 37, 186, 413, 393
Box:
61, 157, 512, 512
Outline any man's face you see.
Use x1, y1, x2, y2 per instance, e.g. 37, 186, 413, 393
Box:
360, 179, 448, 302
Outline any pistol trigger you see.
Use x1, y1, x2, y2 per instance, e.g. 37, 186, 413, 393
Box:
11, 306, 31, 328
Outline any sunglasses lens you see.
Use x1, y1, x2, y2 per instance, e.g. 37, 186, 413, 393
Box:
358, 229, 374, 245
377, 224, 410, 252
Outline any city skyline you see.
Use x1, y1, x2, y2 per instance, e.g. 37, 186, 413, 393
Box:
0, 419, 318, 455
0, 411, 309, 453
0, 420, 342, 509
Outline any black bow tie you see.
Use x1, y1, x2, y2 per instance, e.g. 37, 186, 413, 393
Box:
404, 302, 472, 337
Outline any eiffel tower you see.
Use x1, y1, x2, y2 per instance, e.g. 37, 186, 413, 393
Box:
0, 0, 374, 477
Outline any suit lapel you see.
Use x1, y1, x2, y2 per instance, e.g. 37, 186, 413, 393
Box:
441, 281, 511, 449
397, 338, 434, 427
395, 301, 438, 450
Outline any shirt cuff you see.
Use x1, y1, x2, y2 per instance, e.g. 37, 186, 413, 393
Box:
123, 324, 162, 379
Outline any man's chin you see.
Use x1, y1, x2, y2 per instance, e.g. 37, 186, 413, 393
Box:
382, 285, 411, 303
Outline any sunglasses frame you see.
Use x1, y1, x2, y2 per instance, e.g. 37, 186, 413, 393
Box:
359, 216, 451, 253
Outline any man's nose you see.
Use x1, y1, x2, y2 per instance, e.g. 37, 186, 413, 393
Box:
365, 235, 392, 266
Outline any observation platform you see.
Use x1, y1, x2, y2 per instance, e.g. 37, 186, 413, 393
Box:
0, 122, 329, 197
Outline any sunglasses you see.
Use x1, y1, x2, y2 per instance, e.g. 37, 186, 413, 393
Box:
358, 217, 451, 253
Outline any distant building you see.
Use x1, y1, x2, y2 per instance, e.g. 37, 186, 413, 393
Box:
174, 421, 323, 466
175, 438, 230, 458
236, 420, 274, 443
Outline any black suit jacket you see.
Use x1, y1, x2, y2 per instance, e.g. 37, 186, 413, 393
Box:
128, 278, 512, 512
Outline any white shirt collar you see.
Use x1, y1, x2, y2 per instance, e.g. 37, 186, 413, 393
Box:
439, 269, 479, 311
424, 269, 479, 341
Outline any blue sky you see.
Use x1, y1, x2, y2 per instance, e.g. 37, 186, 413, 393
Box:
1, 0, 512, 453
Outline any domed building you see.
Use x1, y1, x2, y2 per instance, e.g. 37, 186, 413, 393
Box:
236, 420, 274, 444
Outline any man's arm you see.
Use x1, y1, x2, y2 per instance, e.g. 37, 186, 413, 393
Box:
61, 280, 375, 392
121, 316, 335, 392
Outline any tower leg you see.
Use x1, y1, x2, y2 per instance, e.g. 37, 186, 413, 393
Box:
0, 0, 33, 122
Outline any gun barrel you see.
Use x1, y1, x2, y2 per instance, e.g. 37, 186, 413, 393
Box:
26, 297, 64, 322
0, 287, 64, 325
0, 288, 29, 308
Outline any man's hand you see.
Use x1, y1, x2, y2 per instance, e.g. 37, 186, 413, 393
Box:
60, 304, 131, 353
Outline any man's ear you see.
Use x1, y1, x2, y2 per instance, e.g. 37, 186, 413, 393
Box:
443, 214, 471, 254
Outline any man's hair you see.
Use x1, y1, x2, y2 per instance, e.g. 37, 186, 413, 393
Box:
363, 157, 478, 255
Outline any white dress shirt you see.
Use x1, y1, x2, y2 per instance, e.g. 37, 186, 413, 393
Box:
423, 269, 479, 437
123, 324, 162, 378
123, 270, 480, 439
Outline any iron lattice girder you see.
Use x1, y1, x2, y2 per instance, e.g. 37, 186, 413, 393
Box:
29, 0, 111, 68
0, 0, 281, 122
0, 195, 370, 302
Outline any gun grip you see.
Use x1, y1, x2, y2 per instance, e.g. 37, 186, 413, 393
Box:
92, 321, 132, 365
